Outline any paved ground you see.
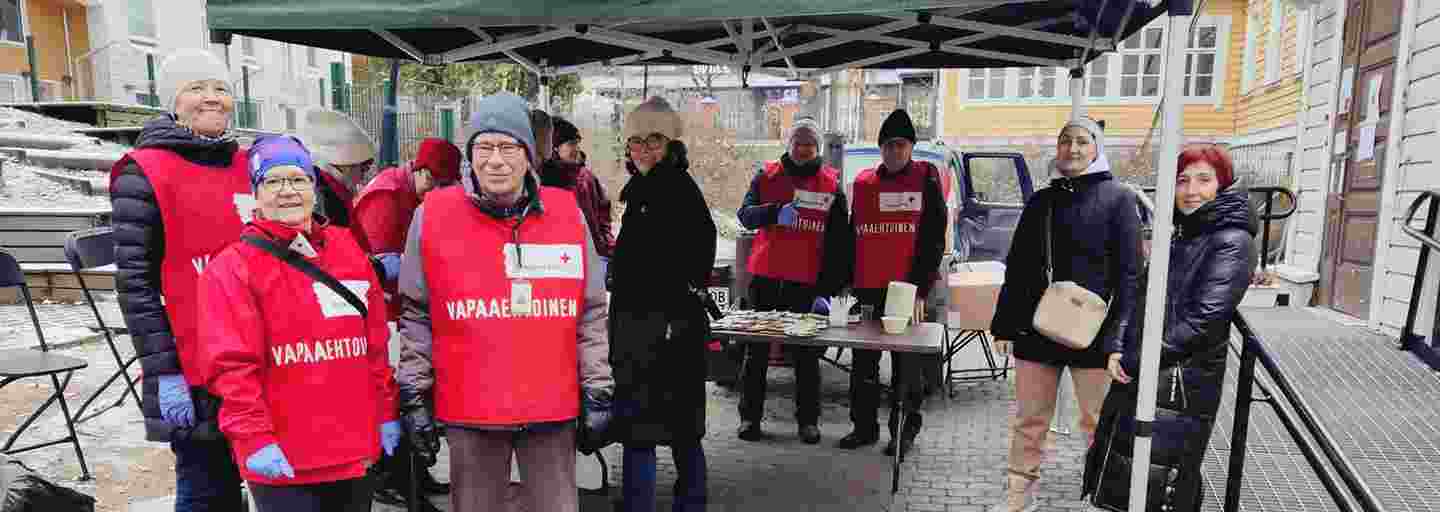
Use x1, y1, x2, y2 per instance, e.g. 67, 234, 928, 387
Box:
8, 302, 1399, 512
0, 299, 123, 351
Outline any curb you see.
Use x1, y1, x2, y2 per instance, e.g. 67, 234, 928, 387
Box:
29, 168, 109, 197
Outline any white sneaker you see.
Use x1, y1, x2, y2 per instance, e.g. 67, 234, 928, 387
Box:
989, 474, 1039, 512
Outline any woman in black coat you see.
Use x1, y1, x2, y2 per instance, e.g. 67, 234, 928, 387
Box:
608, 97, 717, 512
989, 117, 1144, 512
1083, 144, 1255, 512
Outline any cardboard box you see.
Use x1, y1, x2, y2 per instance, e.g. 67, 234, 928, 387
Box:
948, 263, 1005, 331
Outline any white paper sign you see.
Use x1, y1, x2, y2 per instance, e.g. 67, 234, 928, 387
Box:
1339, 67, 1354, 114
503, 243, 584, 279
1357, 122, 1377, 162
1365, 74, 1384, 122
879, 192, 922, 212
313, 280, 370, 318
793, 190, 835, 212
1334, 130, 1348, 155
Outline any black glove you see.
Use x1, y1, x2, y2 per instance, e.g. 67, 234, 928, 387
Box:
402, 404, 440, 468
577, 388, 613, 455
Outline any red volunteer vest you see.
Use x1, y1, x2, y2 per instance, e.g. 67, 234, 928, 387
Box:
110, 147, 251, 385
421, 186, 586, 426
852, 161, 932, 290
746, 161, 839, 285
224, 226, 381, 480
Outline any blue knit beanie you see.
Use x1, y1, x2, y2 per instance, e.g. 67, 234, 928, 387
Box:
466, 92, 538, 166
248, 135, 316, 190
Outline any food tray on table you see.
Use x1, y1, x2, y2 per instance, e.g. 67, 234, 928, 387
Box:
710, 310, 828, 338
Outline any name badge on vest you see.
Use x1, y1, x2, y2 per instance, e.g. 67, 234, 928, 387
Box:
879, 192, 923, 213
290, 233, 319, 258
511, 279, 533, 314
793, 190, 835, 212
314, 280, 370, 318
503, 243, 584, 280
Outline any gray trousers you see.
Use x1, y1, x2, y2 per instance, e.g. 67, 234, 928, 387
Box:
447, 424, 578, 512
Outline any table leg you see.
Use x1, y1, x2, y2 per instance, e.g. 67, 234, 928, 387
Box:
892, 372, 907, 494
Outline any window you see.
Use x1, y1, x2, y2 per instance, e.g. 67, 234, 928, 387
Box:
1242, 9, 1259, 93
1265, 0, 1283, 83
0, 0, 24, 44
1088, 55, 1110, 97
241, 36, 255, 58
1120, 26, 1163, 98
966, 156, 1024, 204
129, 0, 156, 40
284, 106, 297, 131
1185, 25, 1219, 97
0, 77, 18, 101
307, 47, 318, 67
968, 68, 1006, 99
1018, 67, 1059, 98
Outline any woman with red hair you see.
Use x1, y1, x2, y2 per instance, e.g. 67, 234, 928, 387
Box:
1082, 144, 1255, 512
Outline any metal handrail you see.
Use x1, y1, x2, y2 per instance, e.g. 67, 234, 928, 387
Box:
1250, 186, 1297, 273
1224, 313, 1388, 512
1396, 190, 1440, 369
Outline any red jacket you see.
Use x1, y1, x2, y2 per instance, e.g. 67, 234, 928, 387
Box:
747, 160, 840, 285
540, 159, 615, 258
198, 220, 398, 486
421, 186, 586, 426
353, 166, 421, 320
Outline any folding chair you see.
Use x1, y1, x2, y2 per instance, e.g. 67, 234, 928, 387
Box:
63, 227, 143, 425
0, 249, 91, 480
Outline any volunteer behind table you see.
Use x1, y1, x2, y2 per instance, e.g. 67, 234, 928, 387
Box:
197, 135, 399, 512
109, 47, 252, 512
395, 92, 613, 512
837, 109, 947, 460
735, 117, 853, 445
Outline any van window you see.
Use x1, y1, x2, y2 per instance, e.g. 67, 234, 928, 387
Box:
967, 157, 1024, 204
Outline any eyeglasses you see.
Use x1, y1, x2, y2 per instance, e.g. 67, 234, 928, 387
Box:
474, 142, 526, 160
259, 175, 315, 193
626, 133, 669, 152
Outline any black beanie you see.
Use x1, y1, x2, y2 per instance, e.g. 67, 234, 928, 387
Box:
553, 116, 581, 146
878, 109, 917, 144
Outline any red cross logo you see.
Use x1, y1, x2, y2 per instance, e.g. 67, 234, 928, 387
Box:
560, 252, 571, 264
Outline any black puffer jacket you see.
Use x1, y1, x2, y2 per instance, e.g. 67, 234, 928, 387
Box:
608, 140, 717, 445
111, 115, 239, 442
1083, 185, 1256, 512
991, 171, 1143, 368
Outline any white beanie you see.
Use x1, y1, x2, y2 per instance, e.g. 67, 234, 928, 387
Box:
623, 97, 684, 140
158, 48, 231, 112
300, 107, 375, 167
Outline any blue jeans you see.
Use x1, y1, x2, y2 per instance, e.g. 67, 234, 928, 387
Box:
171, 439, 244, 512
622, 442, 706, 512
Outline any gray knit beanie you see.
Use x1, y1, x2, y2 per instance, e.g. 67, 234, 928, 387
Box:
466, 92, 538, 166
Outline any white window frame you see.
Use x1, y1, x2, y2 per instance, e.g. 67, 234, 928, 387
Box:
283, 105, 297, 131
1087, 54, 1113, 99
0, 0, 27, 48
1118, 24, 1165, 99
307, 47, 319, 68
1242, 7, 1259, 93
1265, 0, 1284, 84
128, 0, 158, 44
0, 75, 24, 101
1183, 23, 1223, 100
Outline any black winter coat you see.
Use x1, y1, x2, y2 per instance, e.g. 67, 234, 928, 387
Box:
991, 171, 1144, 368
1083, 185, 1256, 512
111, 115, 240, 442
608, 140, 717, 445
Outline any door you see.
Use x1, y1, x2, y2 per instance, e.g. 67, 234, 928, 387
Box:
960, 153, 1036, 262
1320, 0, 1403, 318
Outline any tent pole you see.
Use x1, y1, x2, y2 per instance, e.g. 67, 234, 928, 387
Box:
1131, 2, 1193, 510
1069, 68, 1086, 120
380, 58, 400, 168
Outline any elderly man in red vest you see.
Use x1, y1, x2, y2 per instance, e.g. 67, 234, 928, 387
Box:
395, 92, 612, 512
837, 109, 948, 460
110, 47, 251, 512
735, 117, 853, 445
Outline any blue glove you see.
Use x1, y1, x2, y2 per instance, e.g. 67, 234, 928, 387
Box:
811, 297, 831, 315
245, 443, 295, 479
380, 420, 402, 457
156, 374, 195, 428
777, 203, 799, 227
377, 253, 402, 282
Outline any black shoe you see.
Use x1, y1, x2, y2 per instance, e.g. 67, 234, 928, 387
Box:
835, 429, 879, 449
737, 421, 765, 441
799, 425, 821, 444
418, 471, 451, 495
373, 487, 406, 507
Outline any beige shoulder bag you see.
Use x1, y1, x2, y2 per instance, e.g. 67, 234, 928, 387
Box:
1032, 204, 1109, 349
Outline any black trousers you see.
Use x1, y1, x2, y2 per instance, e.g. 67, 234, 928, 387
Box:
249, 477, 372, 512
846, 291, 930, 436
738, 276, 823, 426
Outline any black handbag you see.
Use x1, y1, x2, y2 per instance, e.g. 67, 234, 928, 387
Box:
1088, 364, 1193, 512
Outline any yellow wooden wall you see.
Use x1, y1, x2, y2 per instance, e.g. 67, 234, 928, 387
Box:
0, 1, 89, 96
1235, 0, 1305, 134
940, 0, 1305, 142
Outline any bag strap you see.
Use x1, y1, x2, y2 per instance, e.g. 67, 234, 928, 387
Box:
1044, 202, 1054, 284
241, 234, 368, 319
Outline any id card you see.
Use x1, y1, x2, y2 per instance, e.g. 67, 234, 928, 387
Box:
511, 279, 533, 315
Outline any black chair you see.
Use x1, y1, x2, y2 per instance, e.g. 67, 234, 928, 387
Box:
64, 227, 143, 424
0, 249, 91, 480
